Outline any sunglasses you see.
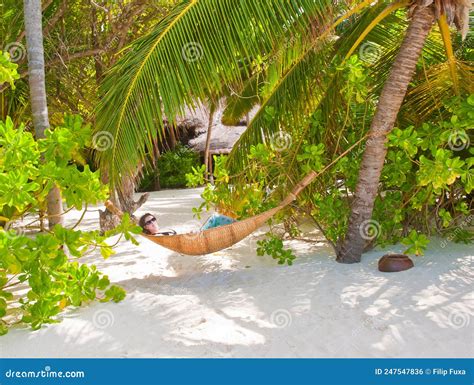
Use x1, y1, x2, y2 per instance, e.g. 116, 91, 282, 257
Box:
144, 217, 157, 226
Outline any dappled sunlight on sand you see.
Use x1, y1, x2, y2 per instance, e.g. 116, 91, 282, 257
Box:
2, 188, 472, 358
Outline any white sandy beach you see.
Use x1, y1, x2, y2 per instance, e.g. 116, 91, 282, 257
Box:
1, 188, 473, 358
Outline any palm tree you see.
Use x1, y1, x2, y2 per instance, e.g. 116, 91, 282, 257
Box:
23, 0, 63, 228
94, 0, 341, 181
204, 103, 216, 183
337, 0, 471, 263
94, 0, 471, 260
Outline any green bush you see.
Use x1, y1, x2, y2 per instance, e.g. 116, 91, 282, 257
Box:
140, 144, 201, 190
0, 51, 19, 89
0, 115, 141, 335
186, 94, 473, 261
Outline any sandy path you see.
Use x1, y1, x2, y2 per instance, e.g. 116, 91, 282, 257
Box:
1, 188, 472, 358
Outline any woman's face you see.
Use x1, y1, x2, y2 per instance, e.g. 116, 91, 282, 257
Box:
143, 215, 159, 234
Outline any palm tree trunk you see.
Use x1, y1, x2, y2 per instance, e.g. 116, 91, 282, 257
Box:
168, 126, 177, 150
336, 4, 435, 263
116, 173, 148, 215
23, 0, 63, 228
204, 105, 216, 182
90, 5, 103, 82
153, 138, 161, 191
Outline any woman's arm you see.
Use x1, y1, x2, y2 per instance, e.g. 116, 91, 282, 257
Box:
155, 230, 177, 236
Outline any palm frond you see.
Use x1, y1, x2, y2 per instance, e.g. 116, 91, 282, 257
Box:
402, 60, 473, 124
226, 0, 393, 172
93, 0, 333, 187
221, 75, 260, 126
438, 14, 460, 94
343, 0, 409, 61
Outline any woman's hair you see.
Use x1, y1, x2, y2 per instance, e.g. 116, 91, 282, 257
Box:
138, 213, 156, 234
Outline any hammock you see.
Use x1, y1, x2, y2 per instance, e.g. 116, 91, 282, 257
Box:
104, 132, 365, 255
105, 170, 318, 255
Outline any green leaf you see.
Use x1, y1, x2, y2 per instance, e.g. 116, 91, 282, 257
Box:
402, 230, 430, 256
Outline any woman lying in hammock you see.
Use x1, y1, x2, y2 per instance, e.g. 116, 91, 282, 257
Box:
138, 212, 236, 236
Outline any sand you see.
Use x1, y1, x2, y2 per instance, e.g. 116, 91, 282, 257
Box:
1, 188, 472, 358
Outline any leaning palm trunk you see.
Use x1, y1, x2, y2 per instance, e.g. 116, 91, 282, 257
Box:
204, 105, 216, 183
23, 0, 63, 228
337, 4, 436, 263
99, 170, 149, 233
116, 174, 149, 214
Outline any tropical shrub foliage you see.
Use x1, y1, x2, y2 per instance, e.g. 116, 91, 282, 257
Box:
140, 144, 200, 190
188, 89, 473, 258
0, 115, 140, 335
1, 1, 178, 124
0, 51, 19, 89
